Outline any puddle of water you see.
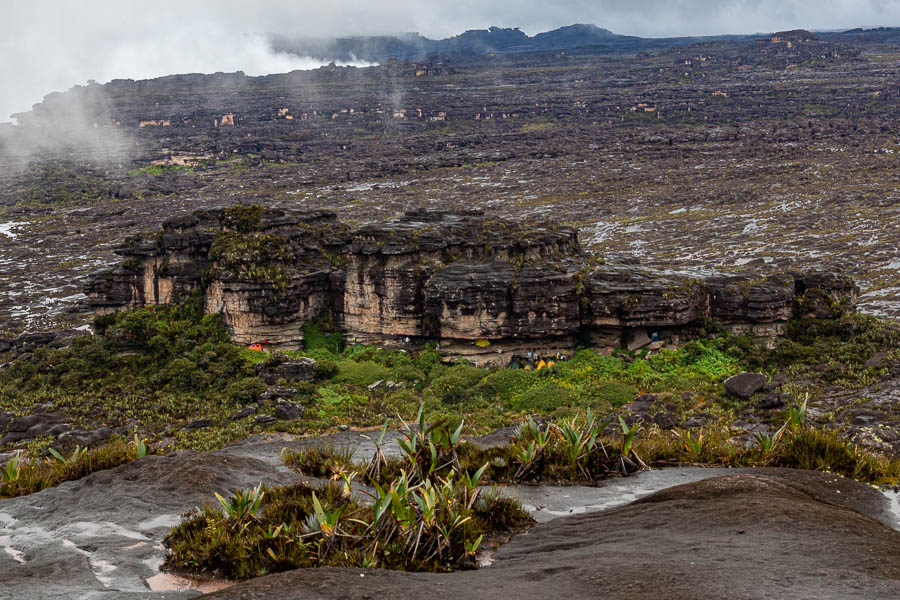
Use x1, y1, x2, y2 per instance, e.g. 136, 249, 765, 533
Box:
0, 222, 26, 239
4, 546, 25, 563
90, 558, 116, 586
884, 489, 900, 529
145, 573, 234, 593
136, 514, 181, 531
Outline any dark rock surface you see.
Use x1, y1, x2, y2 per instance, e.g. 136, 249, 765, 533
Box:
204, 472, 900, 600
0, 449, 298, 599
257, 358, 316, 385
724, 372, 768, 399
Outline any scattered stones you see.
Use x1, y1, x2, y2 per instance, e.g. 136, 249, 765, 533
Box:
231, 405, 259, 421
682, 413, 711, 429
184, 419, 214, 430
724, 372, 768, 399
253, 415, 277, 426
757, 393, 785, 410
865, 352, 891, 368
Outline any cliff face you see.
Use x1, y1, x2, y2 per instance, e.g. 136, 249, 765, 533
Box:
85, 207, 858, 365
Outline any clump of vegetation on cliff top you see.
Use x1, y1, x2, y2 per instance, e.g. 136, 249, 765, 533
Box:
0, 295, 263, 452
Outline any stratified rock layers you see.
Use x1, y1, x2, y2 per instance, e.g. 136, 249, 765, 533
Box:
84, 208, 858, 365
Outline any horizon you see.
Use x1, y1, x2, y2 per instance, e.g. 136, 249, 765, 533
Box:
4, 0, 900, 122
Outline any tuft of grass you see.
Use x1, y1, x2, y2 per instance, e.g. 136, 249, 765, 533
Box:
0, 437, 155, 498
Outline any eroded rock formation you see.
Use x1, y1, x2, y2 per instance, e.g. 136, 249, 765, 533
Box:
85, 207, 858, 366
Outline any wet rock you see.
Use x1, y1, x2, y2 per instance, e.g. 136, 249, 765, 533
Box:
724, 372, 767, 399
26, 422, 69, 438
0, 448, 295, 599
683, 413, 711, 429
7, 413, 55, 433
757, 393, 785, 410
652, 412, 678, 429
0, 431, 26, 445
273, 400, 304, 421
627, 393, 657, 413
207, 473, 900, 600
259, 387, 297, 403
55, 427, 112, 450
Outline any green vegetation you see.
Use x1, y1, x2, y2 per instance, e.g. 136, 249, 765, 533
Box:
129, 163, 197, 176
172, 397, 900, 581
723, 312, 900, 387
0, 295, 260, 452
288, 407, 647, 485
636, 405, 900, 486
164, 416, 532, 578
2, 298, 898, 501
0, 436, 153, 498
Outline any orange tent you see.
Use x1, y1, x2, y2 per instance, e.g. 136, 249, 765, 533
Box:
248, 343, 264, 352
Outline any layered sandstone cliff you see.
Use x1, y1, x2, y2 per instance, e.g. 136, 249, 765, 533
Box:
85, 207, 858, 366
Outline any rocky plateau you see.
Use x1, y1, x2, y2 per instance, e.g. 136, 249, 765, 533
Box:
83, 206, 857, 366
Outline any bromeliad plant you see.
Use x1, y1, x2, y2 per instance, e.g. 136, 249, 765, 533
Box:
395, 404, 465, 484
165, 454, 531, 579
215, 484, 265, 527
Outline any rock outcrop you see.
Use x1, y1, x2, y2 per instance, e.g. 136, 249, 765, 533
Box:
84, 207, 859, 366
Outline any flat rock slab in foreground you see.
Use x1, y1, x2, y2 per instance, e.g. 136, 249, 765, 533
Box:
205, 473, 900, 600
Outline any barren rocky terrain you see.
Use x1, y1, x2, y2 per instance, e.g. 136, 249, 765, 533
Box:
1, 28, 899, 334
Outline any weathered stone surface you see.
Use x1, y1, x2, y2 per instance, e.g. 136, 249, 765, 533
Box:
273, 400, 304, 421
204, 473, 900, 600
257, 357, 317, 385
725, 372, 768, 399
84, 208, 859, 366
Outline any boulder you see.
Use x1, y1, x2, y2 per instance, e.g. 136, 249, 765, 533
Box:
258, 358, 316, 385
273, 400, 304, 421
724, 372, 768, 399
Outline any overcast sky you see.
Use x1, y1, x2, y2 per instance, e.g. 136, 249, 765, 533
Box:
2, 0, 899, 122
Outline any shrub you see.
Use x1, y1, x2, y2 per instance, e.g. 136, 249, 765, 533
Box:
226, 377, 268, 404
314, 359, 338, 380
509, 381, 574, 413
424, 365, 487, 406
586, 381, 636, 408
332, 361, 391, 387
472, 369, 535, 401
303, 323, 343, 354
